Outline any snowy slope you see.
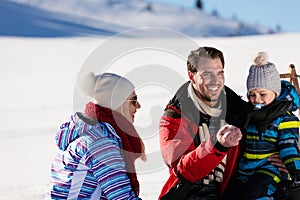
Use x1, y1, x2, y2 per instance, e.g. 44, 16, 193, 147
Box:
3, 0, 276, 37
0, 0, 129, 37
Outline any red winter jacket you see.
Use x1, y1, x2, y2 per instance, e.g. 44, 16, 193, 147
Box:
158, 82, 249, 199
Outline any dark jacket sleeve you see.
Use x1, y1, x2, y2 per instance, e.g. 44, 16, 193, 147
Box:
224, 86, 251, 130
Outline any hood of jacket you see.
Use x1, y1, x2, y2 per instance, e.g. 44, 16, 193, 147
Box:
277, 80, 300, 111
55, 112, 98, 151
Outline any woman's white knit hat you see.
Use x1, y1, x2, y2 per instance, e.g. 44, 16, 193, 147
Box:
79, 71, 135, 110
246, 52, 281, 96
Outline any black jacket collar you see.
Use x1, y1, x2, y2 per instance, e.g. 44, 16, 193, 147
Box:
165, 81, 250, 129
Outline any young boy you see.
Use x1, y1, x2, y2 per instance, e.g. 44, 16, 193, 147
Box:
223, 52, 300, 200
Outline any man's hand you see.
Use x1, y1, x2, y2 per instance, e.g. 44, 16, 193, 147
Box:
216, 125, 242, 148
268, 154, 288, 173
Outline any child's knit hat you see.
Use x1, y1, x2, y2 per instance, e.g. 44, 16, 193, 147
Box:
246, 52, 281, 96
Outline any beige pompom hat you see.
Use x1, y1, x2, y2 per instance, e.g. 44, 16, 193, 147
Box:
79, 71, 135, 110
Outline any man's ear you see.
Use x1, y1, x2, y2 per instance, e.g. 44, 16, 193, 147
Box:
188, 71, 195, 83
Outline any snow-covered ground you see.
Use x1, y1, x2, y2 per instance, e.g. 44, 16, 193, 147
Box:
1, 31, 300, 199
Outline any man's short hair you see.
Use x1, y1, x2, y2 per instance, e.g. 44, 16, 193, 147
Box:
187, 46, 225, 72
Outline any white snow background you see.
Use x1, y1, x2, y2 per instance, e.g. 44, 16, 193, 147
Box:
1, 0, 300, 199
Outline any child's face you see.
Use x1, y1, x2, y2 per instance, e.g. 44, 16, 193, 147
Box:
248, 88, 276, 106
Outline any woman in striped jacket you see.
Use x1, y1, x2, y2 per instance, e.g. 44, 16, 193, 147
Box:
45, 72, 146, 200
223, 52, 300, 200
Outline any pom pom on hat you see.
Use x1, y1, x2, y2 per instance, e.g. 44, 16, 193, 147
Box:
246, 52, 281, 97
78, 71, 135, 110
78, 71, 97, 98
253, 52, 268, 66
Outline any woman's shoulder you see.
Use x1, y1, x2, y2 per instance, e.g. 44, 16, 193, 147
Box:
86, 122, 121, 143
70, 122, 122, 156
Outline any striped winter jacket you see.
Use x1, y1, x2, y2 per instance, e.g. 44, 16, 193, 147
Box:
45, 113, 141, 200
238, 80, 300, 181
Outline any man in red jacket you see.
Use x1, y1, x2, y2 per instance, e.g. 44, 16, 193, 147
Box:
158, 46, 251, 200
